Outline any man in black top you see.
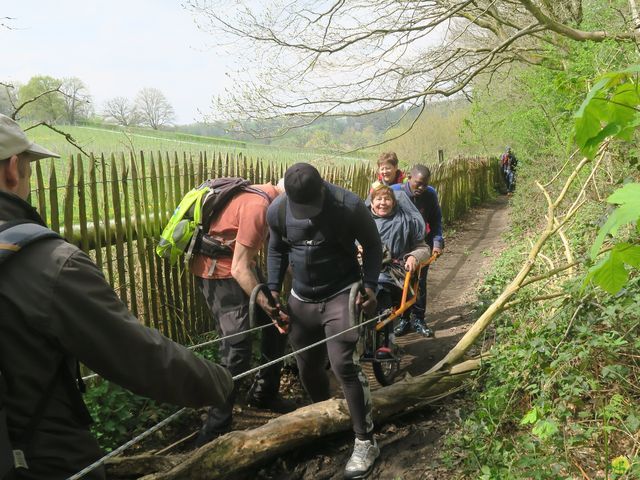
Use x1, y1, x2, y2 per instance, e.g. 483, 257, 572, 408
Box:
266, 163, 382, 480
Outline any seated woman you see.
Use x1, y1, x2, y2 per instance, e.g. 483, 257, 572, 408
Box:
367, 185, 431, 332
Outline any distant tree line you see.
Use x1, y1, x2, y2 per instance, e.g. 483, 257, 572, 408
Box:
0, 73, 469, 156
0, 75, 175, 130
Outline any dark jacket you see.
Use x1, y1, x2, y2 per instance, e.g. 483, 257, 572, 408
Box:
0, 191, 233, 480
266, 182, 382, 301
392, 183, 444, 250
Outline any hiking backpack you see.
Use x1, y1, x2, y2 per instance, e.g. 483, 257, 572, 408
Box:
156, 177, 271, 266
0, 221, 61, 479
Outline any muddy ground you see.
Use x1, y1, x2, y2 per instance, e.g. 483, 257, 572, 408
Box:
126, 196, 511, 479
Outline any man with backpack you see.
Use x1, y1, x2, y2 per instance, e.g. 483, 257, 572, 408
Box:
266, 163, 382, 479
189, 178, 295, 446
0, 114, 234, 480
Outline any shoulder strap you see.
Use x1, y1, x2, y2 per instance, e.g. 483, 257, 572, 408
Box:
277, 187, 349, 248
278, 198, 288, 242
0, 221, 89, 461
332, 188, 355, 254
200, 178, 272, 229
0, 220, 66, 476
0, 220, 61, 265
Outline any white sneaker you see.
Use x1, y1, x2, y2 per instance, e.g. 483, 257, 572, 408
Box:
344, 438, 380, 479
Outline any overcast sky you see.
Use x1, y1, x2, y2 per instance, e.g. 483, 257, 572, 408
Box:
1, 1, 235, 124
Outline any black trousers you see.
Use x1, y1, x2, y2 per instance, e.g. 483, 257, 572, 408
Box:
288, 290, 373, 437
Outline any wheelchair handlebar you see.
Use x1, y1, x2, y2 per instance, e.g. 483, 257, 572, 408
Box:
375, 252, 440, 331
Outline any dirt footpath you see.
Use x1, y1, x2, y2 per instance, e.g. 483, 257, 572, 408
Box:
251, 196, 511, 480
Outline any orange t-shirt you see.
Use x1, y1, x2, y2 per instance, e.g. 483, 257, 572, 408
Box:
190, 184, 279, 279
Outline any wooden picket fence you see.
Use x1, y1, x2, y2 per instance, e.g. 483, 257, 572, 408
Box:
29, 151, 499, 344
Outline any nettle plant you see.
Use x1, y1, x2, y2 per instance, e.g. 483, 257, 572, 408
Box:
575, 67, 640, 294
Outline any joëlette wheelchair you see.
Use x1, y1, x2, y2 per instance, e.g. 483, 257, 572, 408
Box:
351, 254, 438, 386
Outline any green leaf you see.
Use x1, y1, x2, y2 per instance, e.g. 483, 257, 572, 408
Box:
580, 122, 622, 158
574, 104, 605, 154
520, 407, 538, 425
626, 413, 640, 432
615, 243, 640, 268
615, 113, 640, 141
607, 182, 640, 206
618, 65, 640, 75
587, 253, 628, 294
608, 84, 640, 124
590, 183, 640, 258
575, 76, 615, 119
574, 70, 640, 158
532, 419, 559, 440
611, 456, 630, 475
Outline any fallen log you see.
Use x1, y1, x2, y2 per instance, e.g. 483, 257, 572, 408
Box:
105, 454, 186, 478
133, 357, 482, 480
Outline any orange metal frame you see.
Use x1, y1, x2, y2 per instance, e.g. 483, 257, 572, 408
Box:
374, 252, 440, 331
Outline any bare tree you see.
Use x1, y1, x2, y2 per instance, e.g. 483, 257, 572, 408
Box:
103, 96, 140, 127
134, 87, 175, 130
185, 0, 638, 136
60, 77, 92, 125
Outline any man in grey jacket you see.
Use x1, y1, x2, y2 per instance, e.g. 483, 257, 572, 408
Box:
0, 114, 233, 480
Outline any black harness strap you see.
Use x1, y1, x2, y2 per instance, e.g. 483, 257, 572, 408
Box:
0, 220, 91, 478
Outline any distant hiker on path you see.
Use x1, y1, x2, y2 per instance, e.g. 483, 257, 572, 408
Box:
0, 114, 233, 480
190, 179, 295, 446
501, 146, 518, 193
267, 163, 383, 479
392, 164, 444, 337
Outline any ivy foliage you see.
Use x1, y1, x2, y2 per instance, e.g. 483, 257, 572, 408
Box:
448, 25, 639, 477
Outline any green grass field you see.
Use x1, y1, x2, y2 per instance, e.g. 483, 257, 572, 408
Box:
25, 123, 376, 231
26, 123, 373, 166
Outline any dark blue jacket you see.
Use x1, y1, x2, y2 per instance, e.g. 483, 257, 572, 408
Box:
267, 182, 382, 301
392, 183, 444, 250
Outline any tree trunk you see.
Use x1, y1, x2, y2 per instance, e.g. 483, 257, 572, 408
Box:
109, 359, 480, 480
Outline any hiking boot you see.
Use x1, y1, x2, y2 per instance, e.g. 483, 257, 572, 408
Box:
247, 395, 297, 414
393, 318, 410, 337
413, 319, 433, 337
195, 406, 232, 447
344, 438, 380, 479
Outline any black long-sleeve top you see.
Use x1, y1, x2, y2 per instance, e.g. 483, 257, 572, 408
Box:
267, 182, 382, 301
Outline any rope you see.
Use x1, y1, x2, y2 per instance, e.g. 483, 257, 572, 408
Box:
67, 309, 388, 480
81, 322, 274, 381
233, 309, 389, 381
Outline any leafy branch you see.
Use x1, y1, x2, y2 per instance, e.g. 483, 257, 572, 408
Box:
574, 66, 640, 294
